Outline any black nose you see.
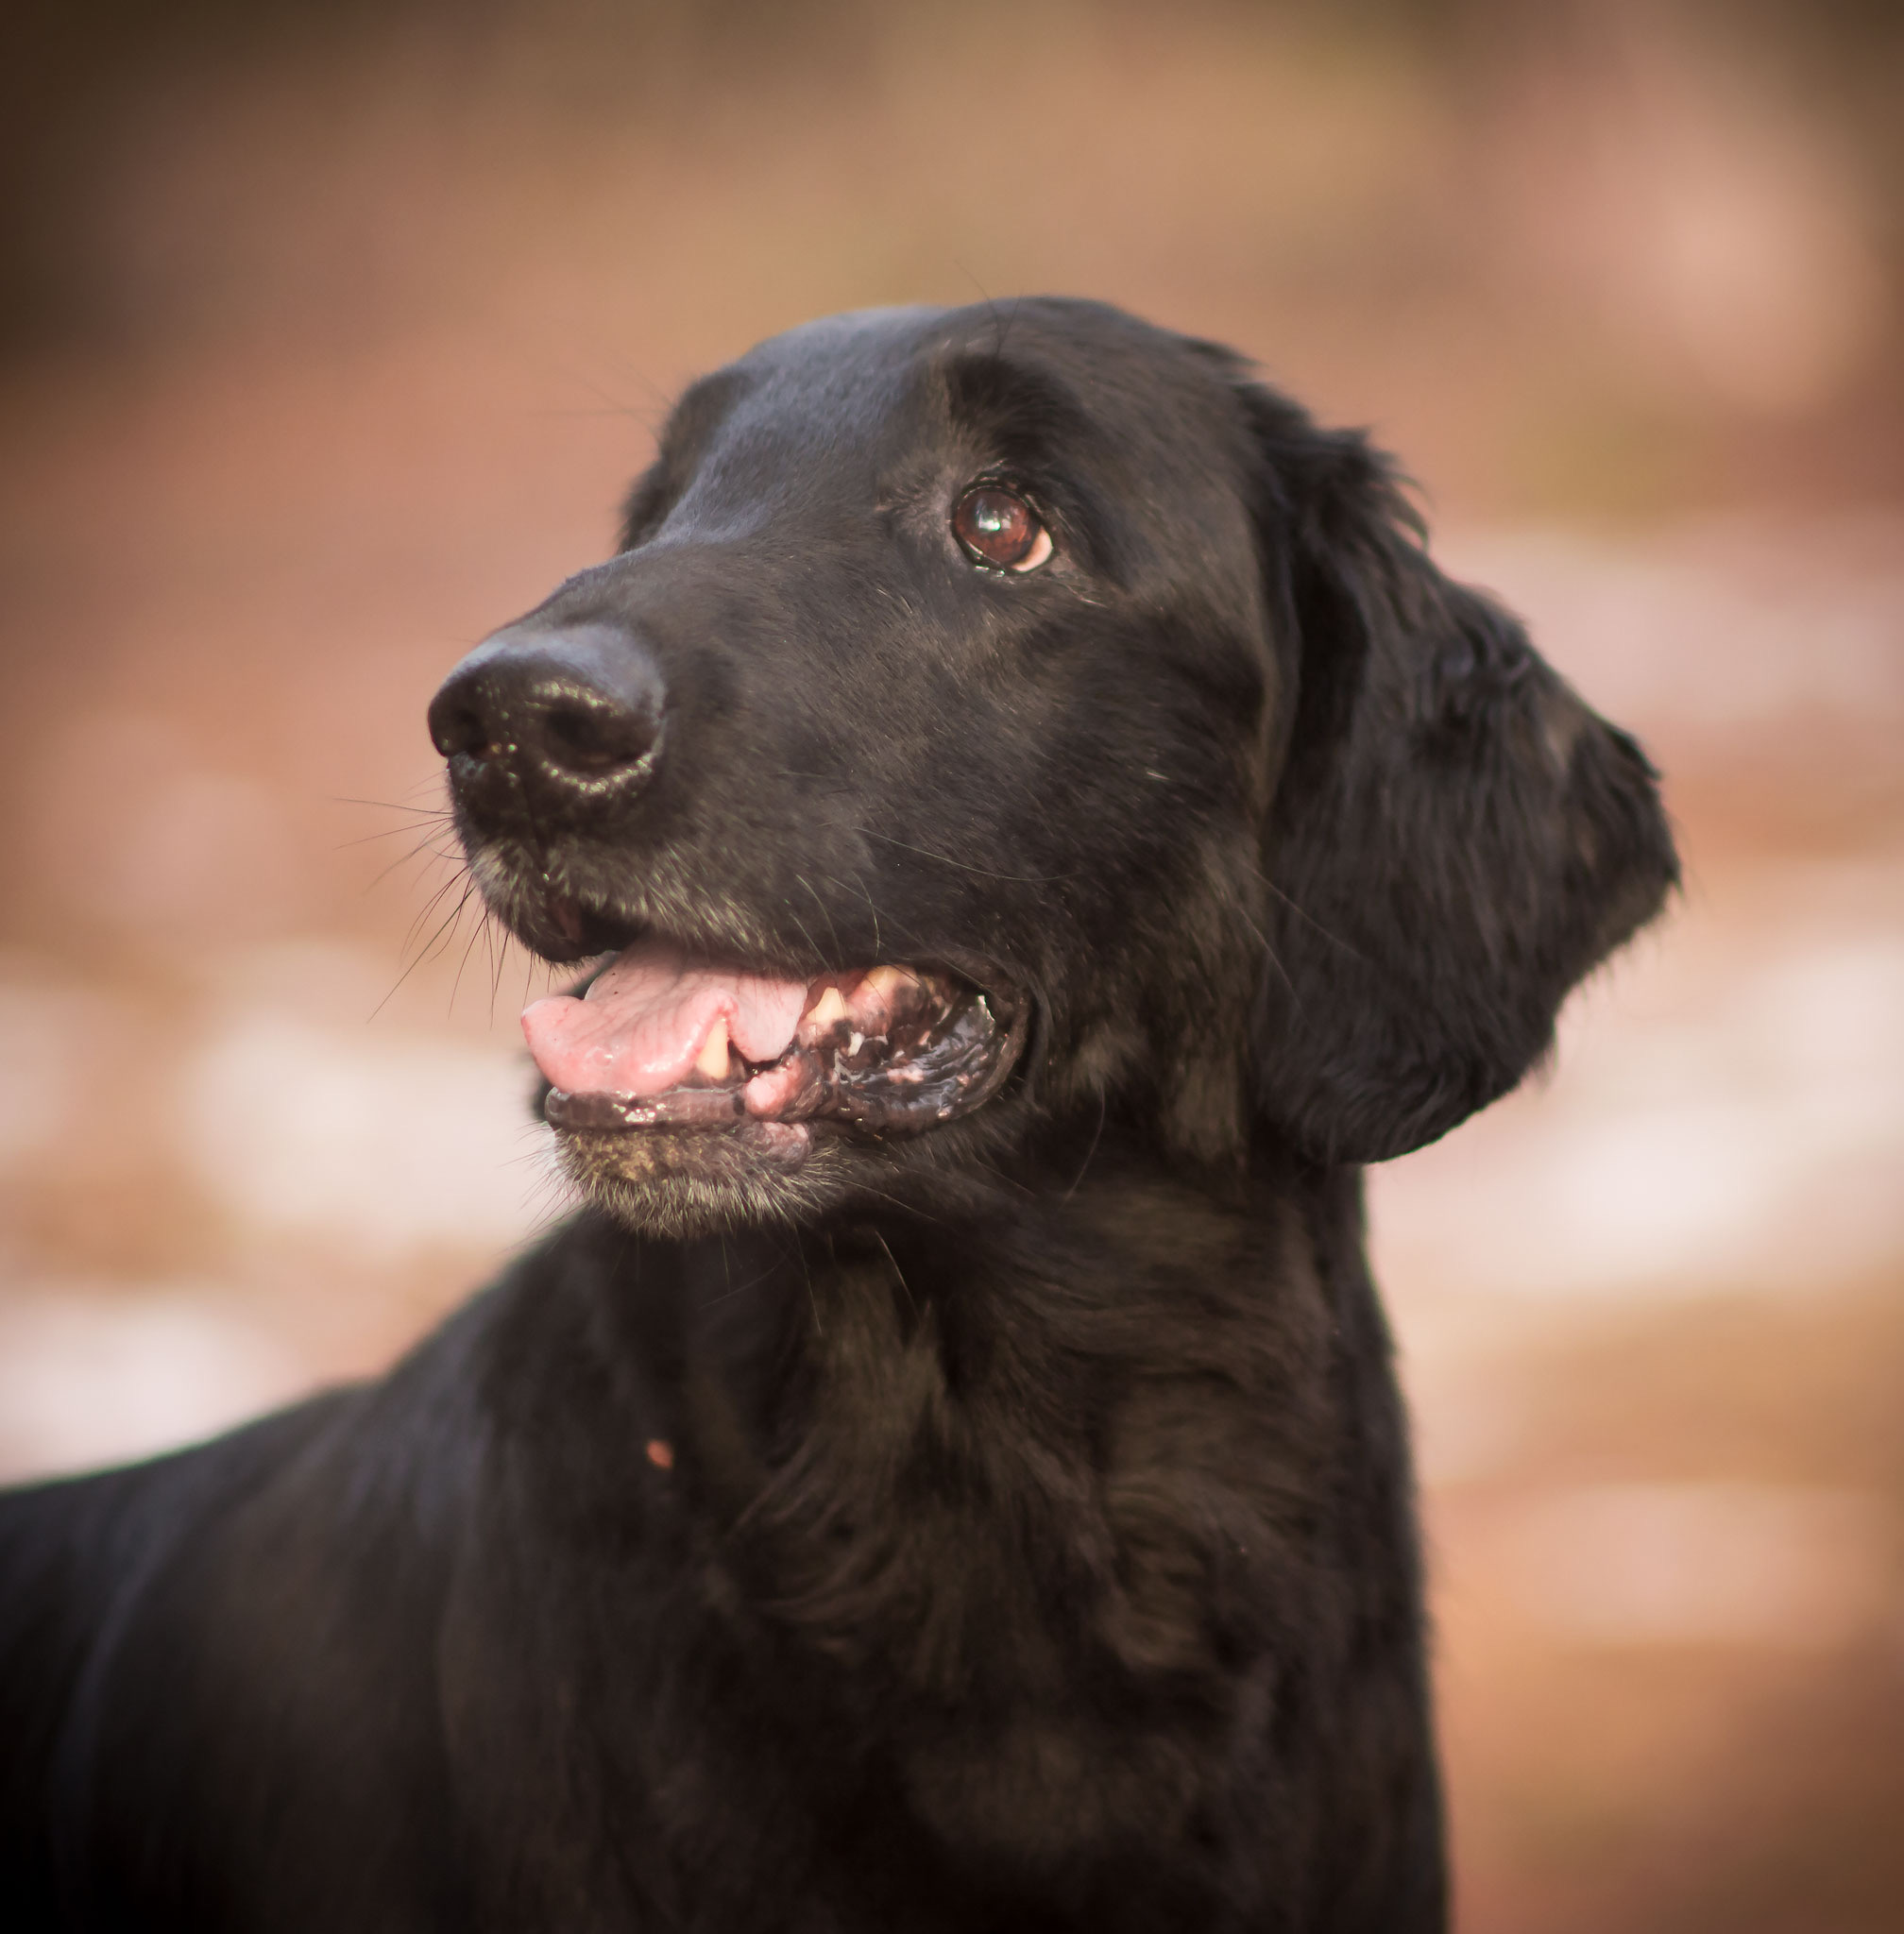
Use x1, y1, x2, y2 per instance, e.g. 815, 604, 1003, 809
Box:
428, 621, 665, 821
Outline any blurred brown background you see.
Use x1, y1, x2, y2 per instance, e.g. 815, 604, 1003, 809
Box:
1, 1, 1900, 1926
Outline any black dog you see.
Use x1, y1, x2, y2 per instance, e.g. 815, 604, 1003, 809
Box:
0, 300, 1674, 1931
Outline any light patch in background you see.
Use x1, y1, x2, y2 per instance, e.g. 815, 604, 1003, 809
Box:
1371, 918, 1904, 1306
0, 975, 135, 1162
184, 1008, 556, 1259
0, 939, 559, 1473
1372, 508, 1904, 1315
1495, 1484, 1896, 1648
1440, 517, 1904, 737
0, 1285, 311, 1483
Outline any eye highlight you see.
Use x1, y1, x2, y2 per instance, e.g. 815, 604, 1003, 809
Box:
952, 485, 1053, 573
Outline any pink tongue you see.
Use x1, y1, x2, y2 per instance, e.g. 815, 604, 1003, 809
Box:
520, 939, 808, 1097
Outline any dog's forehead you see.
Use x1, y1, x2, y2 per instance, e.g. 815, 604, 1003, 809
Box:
703, 299, 1243, 468
701, 316, 925, 469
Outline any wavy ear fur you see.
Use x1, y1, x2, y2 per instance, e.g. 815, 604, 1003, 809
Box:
1240, 386, 1678, 1163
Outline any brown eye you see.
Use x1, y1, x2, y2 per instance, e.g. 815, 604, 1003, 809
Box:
952, 485, 1053, 572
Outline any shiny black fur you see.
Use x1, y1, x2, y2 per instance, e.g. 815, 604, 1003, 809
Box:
0, 300, 1676, 1931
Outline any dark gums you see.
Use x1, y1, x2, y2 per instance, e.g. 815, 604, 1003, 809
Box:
817, 990, 1010, 1131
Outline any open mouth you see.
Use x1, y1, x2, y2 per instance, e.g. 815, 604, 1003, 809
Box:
522, 938, 1022, 1140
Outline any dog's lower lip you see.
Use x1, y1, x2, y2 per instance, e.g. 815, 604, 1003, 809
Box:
545, 1087, 748, 1130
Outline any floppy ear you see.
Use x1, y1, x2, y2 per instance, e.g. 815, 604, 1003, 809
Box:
1240, 386, 1677, 1163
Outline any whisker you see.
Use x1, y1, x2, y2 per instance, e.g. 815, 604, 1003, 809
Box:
869, 1230, 918, 1324
781, 898, 825, 968
335, 817, 454, 851
330, 787, 451, 812
450, 906, 489, 1013
1061, 1095, 1108, 1204
400, 867, 472, 957
488, 909, 508, 1024
793, 874, 844, 960
1227, 896, 1291, 995
845, 869, 882, 958
373, 879, 478, 1018
854, 827, 1071, 885
1251, 871, 1369, 967
365, 837, 460, 893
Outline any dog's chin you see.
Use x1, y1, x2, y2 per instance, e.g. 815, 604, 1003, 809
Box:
552, 1117, 856, 1239
548, 1074, 1052, 1238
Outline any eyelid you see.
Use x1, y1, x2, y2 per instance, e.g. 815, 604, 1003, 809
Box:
971, 469, 1042, 510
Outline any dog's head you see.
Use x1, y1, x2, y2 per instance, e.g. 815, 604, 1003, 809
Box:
429, 299, 1674, 1234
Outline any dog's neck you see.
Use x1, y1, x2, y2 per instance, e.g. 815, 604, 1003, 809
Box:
462, 1151, 1411, 1899
563, 1144, 1365, 1684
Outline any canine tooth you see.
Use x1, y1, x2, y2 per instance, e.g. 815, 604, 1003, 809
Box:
696, 1017, 732, 1080
806, 985, 849, 1030
861, 964, 910, 1001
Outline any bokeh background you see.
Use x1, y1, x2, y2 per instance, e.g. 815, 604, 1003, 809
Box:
2, 1, 1900, 1926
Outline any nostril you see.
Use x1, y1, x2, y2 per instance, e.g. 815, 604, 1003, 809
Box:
427, 688, 494, 761
539, 697, 655, 773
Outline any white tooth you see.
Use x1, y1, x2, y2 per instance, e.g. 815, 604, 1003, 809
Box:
861, 964, 910, 1001
807, 986, 849, 1030
696, 1016, 732, 1081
